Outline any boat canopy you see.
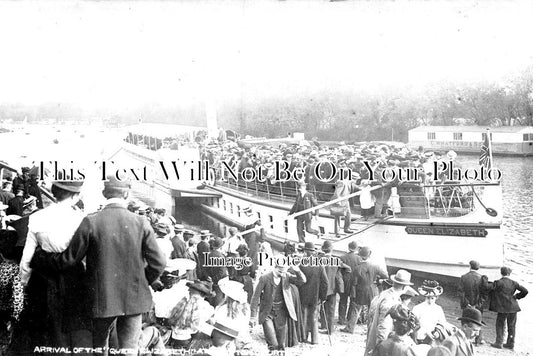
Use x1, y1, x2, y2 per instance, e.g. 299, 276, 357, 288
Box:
124, 123, 207, 151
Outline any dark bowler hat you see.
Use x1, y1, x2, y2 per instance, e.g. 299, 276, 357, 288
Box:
303, 241, 316, 251
321, 240, 333, 252
348, 241, 358, 252
104, 175, 131, 189
359, 246, 371, 259
458, 307, 486, 326
210, 237, 224, 249
186, 280, 215, 297
52, 181, 84, 193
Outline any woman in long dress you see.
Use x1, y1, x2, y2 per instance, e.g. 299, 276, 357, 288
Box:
19, 181, 92, 352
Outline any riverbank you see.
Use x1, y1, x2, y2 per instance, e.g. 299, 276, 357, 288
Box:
247, 288, 531, 356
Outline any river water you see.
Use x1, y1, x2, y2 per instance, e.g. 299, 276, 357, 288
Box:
1, 126, 532, 350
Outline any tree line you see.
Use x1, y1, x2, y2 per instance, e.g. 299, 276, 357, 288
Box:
2, 66, 532, 143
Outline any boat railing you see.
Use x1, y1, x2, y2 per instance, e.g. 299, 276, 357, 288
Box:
395, 182, 499, 219
214, 174, 498, 220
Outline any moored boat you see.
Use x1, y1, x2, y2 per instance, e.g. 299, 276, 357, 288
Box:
112, 123, 506, 283
409, 125, 533, 156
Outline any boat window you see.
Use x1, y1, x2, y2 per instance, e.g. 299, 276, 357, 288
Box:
230, 202, 233, 214
453, 132, 463, 141
237, 205, 241, 217
427, 132, 436, 140
216, 199, 220, 208
269, 215, 274, 229
284, 219, 288, 233
223, 200, 226, 211
257, 212, 261, 219
523, 133, 533, 141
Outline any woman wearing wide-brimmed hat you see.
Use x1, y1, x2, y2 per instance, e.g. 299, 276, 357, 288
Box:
168, 279, 215, 349
412, 280, 448, 345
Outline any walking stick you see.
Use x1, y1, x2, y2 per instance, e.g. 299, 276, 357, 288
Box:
320, 301, 333, 347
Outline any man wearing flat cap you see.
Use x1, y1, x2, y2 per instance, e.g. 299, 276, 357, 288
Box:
289, 181, 320, 243
489, 266, 528, 350
31, 176, 166, 354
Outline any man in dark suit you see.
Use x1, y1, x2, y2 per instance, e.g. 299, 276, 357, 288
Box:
443, 307, 485, 356
490, 267, 528, 350
205, 237, 229, 307
170, 224, 187, 259
338, 241, 362, 326
289, 181, 320, 243
196, 230, 212, 280
31, 176, 166, 354
250, 262, 306, 351
343, 246, 388, 334
320, 240, 351, 335
298, 242, 328, 344
458, 260, 485, 344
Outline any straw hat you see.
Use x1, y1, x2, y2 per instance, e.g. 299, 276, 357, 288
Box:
390, 270, 414, 286
164, 258, 196, 274
219, 279, 247, 303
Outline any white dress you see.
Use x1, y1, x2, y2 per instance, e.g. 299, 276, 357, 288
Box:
412, 301, 447, 341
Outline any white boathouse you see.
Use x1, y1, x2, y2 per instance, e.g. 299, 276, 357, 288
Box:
408, 125, 533, 156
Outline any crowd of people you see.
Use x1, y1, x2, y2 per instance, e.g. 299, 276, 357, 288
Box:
0, 164, 528, 356
201, 139, 465, 203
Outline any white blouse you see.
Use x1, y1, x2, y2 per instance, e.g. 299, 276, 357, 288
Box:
19, 201, 84, 286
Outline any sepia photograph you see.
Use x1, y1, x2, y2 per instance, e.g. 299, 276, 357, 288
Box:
0, 1, 532, 355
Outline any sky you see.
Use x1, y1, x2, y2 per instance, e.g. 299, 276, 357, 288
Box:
0, 0, 532, 109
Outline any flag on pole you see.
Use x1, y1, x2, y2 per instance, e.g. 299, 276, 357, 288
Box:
479, 129, 492, 170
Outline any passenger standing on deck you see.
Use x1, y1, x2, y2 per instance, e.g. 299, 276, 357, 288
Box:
330, 180, 353, 236
489, 266, 528, 350
289, 181, 320, 243
31, 176, 166, 354
458, 260, 486, 345
359, 180, 375, 221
